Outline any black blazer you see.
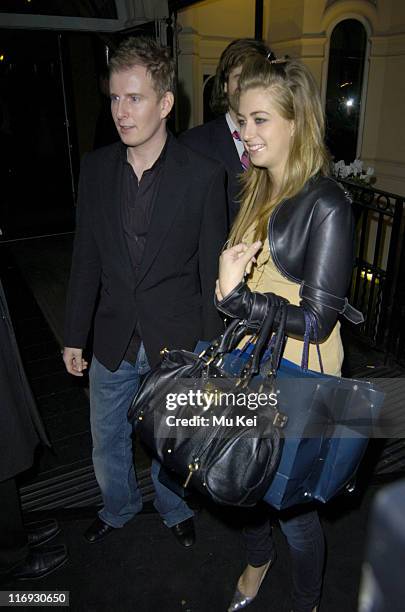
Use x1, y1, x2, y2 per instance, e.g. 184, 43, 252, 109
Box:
64, 136, 228, 370
179, 115, 243, 225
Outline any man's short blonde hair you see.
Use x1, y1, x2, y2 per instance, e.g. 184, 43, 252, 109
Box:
109, 36, 175, 98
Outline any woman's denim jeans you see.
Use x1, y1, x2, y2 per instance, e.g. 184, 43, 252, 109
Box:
89, 345, 193, 529
244, 505, 325, 612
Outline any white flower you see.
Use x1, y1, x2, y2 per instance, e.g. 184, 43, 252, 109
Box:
333, 159, 375, 184
341, 165, 351, 178
350, 159, 363, 176
334, 160, 346, 171
334, 160, 349, 178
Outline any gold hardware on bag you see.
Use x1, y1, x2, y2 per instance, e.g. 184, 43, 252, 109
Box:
236, 372, 250, 389
160, 348, 169, 356
183, 460, 200, 487
198, 341, 218, 359
204, 381, 215, 393
205, 354, 217, 365
273, 411, 288, 428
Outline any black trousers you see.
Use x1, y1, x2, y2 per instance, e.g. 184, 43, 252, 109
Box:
243, 505, 325, 612
0, 478, 28, 574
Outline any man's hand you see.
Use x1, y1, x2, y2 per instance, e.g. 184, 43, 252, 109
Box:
218, 241, 262, 299
63, 347, 88, 377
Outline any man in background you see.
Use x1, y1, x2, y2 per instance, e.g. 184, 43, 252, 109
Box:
180, 38, 272, 225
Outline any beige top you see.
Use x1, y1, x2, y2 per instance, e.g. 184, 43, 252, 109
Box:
240, 231, 343, 376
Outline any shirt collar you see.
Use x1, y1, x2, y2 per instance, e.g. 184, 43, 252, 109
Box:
120, 131, 171, 170
225, 112, 240, 136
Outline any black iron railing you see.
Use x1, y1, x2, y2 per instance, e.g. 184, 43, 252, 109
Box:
340, 179, 405, 363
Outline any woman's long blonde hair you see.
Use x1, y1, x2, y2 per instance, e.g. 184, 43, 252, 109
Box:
229, 56, 331, 245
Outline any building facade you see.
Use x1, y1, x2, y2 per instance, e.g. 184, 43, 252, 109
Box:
177, 0, 405, 196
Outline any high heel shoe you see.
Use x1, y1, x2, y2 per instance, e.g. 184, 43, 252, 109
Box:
227, 555, 276, 611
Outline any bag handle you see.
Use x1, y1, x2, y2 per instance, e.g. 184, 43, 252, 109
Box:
268, 302, 288, 373
232, 304, 324, 378
261, 307, 324, 374
259, 301, 288, 378
198, 317, 253, 367
301, 310, 324, 373
214, 318, 249, 356
240, 297, 287, 382
247, 299, 279, 376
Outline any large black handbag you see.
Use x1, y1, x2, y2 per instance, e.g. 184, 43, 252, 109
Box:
127, 302, 288, 507
200, 308, 384, 510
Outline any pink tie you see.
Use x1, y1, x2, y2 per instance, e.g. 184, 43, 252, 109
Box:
232, 130, 250, 171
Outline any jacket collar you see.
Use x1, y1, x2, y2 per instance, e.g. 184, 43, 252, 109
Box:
214, 115, 243, 176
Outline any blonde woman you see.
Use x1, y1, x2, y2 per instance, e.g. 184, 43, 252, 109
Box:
216, 56, 360, 612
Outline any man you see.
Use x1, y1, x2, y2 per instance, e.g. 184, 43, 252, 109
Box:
0, 279, 68, 581
63, 37, 227, 547
180, 39, 272, 224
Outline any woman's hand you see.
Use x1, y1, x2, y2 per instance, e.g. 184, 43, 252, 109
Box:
217, 241, 262, 299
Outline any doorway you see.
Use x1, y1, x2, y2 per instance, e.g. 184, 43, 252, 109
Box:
0, 29, 79, 239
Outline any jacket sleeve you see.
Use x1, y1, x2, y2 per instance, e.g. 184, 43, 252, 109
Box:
64, 154, 102, 348
216, 188, 355, 342
285, 192, 355, 340
199, 164, 229, 340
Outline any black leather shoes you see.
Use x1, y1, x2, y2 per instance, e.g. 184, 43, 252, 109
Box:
170, 518, 195, 548
84, 517, 116, 543
11, 545, 68, 580
27, 519, 60, 548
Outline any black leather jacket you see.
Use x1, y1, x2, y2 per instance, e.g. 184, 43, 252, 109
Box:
216, 175, 363, 341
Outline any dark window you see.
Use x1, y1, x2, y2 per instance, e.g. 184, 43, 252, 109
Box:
325, 19, 367, 163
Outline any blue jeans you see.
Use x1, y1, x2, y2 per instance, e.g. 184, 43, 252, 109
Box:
89, 345, 194, 529
244, 506, 325, 612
